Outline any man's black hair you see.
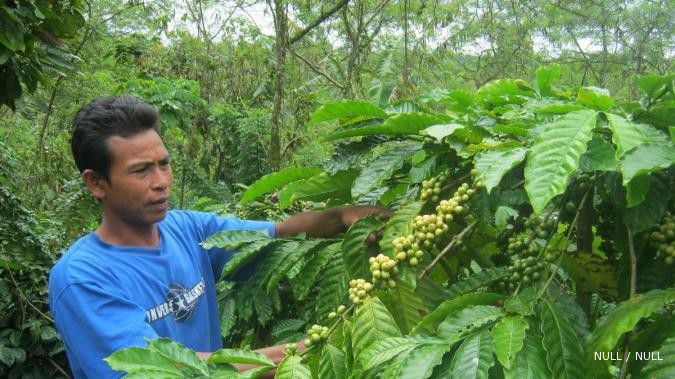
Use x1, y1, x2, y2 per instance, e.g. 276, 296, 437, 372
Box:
71, 96, 160, 182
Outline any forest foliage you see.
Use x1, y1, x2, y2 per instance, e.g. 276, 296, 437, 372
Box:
0, 0, 674, 378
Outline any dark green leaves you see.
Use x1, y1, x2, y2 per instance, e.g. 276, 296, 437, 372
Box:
351, 296, 402, 358
310, 100, 386, 125
491, 316, 529, 369
539, 299, 585, 379
351, 144, 421, 199
239, 167, 322, 205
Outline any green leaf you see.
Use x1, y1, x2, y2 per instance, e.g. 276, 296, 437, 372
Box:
324, 113, 451, 140
626, 174, 650, 207
201, 230, 269, 250
524, 110, 597, 214
360, 336, 442, 370
606, 113, 669, 158
530, 101, 586, 114
239, 167, 322, 205
352, 144, 422, 198
620, 143, 675, 185
476, 79, 536, 106
275, 354, 311, 379
420, 123, 465, 141
539, 299, 585, 379
413, 293, 504, 334
220, 239, 275, 279
105, 347, 184, 375
342, 217, 385, 279
536, 65, 560, 96
208, 348, 274, 366
398, 343, 448, 379
559, 252, 619, 300
437, 305, 504, 339
351, 296, 402, 358
579, 138, 618, 172
318, 344, 346, 379
267, 240, 324, 293
290, 243, 340, 300
279, 169, 358, 209
623, 172, 671, 234
315, 256, 348, 318
474, 148, 527, 193
586, 289, 675, 373
146, 338, 208, 376
310, 100, 386, 125
577, 87, 614, 110
503, 332, 552, 379
495, 206, 519, 231
0, 9, 25, 52
492, 316, 529, 369
240, 366, 276, 379
382, 270, 423, 334
445, 268, 509, 299
640, 334, 675, 378
220, 298, 237, 339
442, 329, 495, 379
634, 73, 674, 98
0, 345, 14, 366
380, 201, 423, 257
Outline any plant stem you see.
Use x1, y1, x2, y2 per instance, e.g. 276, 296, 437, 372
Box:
618, 226, 637, 379
418, 220, 479, 280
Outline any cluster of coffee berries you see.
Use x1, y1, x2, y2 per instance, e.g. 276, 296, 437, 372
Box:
650, 212, 675, 265
392, 235, 423, 266
502, 216, 555, 257
328, 305, 347, 320
304, 324, 329, 347
284, 343, 298, 355
369, 254, 399, 288
497, 256, 547, 290
420, 169, 451, 202
348, 279, 373, 305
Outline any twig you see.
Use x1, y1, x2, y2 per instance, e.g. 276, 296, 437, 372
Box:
419, 220, 480, 280
48, 356, 71, 379
618, 226, 638, 379
7, 267, 54, 323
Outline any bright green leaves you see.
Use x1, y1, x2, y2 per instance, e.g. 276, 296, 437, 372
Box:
474, 148, 527, 193
620, 143, 675, 185
239, 167, 322, 205
275, 354, 311, 379
476, 79, 536, 107
606, 113, 667, 159
324, 112, 450, 140
342, 217, 385, 279
491, 316, 529, 369
503, 333, 551, 379
351, 143, 421, 199
208, 348, 274, 367
586, 289, 675, 374
318, 344, 346, 379
413, 293, 503, 335
524, 110, 597, 214
279, 169, 358, 209
539, 299, 585, 379
105, 338, 276, 378
441, 329, 495, 379
634, 73, 674, 99
310, 100, 386, 125
351, 296, 402, 358
577, 87, 614, 110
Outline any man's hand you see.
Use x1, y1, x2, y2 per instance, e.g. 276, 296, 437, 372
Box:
339, 205, 392, 245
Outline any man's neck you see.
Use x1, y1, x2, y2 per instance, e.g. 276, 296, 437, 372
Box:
96, 216, 160, 248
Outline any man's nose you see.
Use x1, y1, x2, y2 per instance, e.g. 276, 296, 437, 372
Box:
151, 167, 172, 191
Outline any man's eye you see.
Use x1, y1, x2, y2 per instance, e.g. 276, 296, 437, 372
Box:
135, 167, 149, 173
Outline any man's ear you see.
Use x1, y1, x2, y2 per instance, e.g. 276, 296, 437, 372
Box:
82, 169, 107, 200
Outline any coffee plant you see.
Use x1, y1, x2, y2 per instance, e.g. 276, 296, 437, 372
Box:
108, 68, 674, 378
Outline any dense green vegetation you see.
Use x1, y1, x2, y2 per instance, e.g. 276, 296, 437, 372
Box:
0, 0, 673, 378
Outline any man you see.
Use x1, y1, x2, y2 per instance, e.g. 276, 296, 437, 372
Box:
48, 96, 389, 378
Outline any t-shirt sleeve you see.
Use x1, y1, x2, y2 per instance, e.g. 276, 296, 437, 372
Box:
50, 281, 158, 379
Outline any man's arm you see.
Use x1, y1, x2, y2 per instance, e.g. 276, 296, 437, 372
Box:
275, 205, 392, 238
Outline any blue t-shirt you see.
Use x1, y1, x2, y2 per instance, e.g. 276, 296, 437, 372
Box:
48, 210, 276, 379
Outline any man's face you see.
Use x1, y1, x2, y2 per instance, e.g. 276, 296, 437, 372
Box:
100, 129, 173, 226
